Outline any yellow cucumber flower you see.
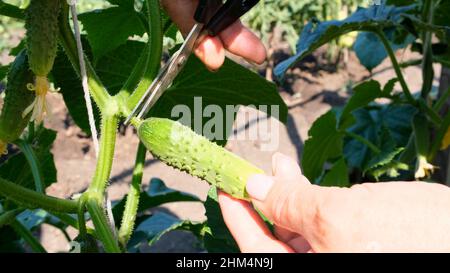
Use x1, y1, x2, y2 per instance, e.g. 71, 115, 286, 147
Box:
22, 76, 57, 124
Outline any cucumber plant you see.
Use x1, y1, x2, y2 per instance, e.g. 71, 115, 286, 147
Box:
0, 0, 286, 253
0, 0, 449, 253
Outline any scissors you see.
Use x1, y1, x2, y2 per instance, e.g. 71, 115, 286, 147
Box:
124, 0, 260, 125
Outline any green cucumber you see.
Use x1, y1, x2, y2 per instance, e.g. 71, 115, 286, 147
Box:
137, 118, 264, 200
25, 0, 60, 78
24, 0, 61, 123
0, 50, 35, 154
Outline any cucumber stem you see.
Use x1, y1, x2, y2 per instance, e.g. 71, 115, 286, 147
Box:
14, 139, 45, 194
85, 199, 121, 253
420, 0, 435, 98
125, 0, 163, 112
0, 177, 78, 213
87, 115, 118, 193
375, 29, 415, 105
118, 142, 146, 248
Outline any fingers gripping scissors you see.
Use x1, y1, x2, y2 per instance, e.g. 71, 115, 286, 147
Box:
124, 0, 260, 125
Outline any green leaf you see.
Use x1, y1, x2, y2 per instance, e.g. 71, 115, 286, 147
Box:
95, 40, 145, 94
0, 128, 57, 190
344, 105, 416, 171
112, 178, 201, 224
302, 111, 344, 182
320, 158, 350, 187
0, 65, 8, 81
128, 212, 205, 252
0, 1, 25, 19
339, 80, 384, 128
363, 127, 404, 174
53, 42, 100, 135
149, 56, 288, 145
275, 4, 414, 78
203, 187, 239, 253
53, 40, 142, 134
79, 6, 146, 59
354, 28, 415, 71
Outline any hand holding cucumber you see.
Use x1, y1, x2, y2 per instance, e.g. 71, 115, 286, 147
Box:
219, 153, 450, 253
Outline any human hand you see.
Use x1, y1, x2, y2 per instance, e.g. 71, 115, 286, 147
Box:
161, 0, 266, 71
218, 153, 450, 252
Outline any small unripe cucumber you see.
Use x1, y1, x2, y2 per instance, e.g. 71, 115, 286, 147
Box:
137, 118, 264, 200
25, 0, 60, 77
0, 50, 35, 153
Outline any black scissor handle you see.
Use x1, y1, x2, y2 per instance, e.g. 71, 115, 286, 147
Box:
194, 0, 222, 24
195, 0, 260, 37
206, 0, 260, 36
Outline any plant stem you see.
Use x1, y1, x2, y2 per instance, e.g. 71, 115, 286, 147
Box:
77, 198, 88, 239
11, 219, 47, 253
434, 87, 450, 111
375, 29, 415, 105
83, 115, 119, 250
58, 2, 110, 110
87, 115, 118, 193
418, 99, 442, 125
345, 131, 381, 154
125, 0, 163, 114
51, 212, 79, 229
0, 1, 24, 19
0, 177, 78, 213
85, 199, 120, 253
421, 0, 435, 98
118, 142, 146, 248
13, 139, 45, 194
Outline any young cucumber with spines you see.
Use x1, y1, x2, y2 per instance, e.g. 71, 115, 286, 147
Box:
0, 50, 36, 154
24, 0, 61, 123
137, 118, 264, 200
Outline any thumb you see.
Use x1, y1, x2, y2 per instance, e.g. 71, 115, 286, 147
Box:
246, 153, 324, 237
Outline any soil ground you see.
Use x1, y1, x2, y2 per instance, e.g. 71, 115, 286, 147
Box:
1, 43, 442, 252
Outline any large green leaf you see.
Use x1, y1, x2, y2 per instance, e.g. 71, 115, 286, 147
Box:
112, 178, 201, 224
275, 4, 414, 78
0, 65, 8, 81
344, 105, 416, 172
128, 212, 205, 252
0, 128, 57, 190
203, 187, 239, 253
150, 56, 288, 145
354, 28, 415, 71
302, 111, 344, 183
53, 40, 143, 135
53, 38, 100, 136
95, 40, 145, 94
339, 80, 386, 128
79, 6, 146, 59
320, 158, 350, 187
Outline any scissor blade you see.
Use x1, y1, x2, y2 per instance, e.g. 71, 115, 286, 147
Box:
125, 23, 205, 124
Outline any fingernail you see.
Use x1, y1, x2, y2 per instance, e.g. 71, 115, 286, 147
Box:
246, 174, 274, 201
